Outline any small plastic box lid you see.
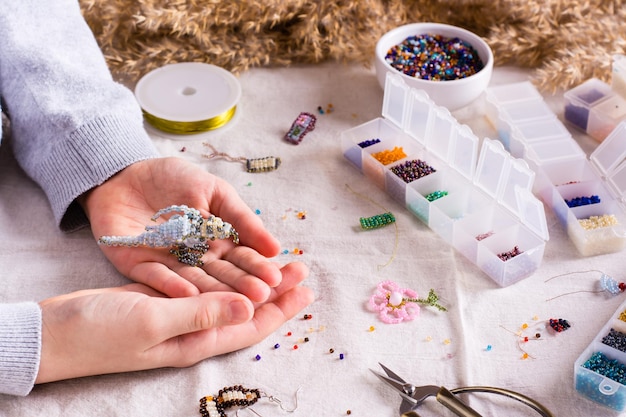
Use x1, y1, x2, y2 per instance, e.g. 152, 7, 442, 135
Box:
590, 120, 626, 201
485, 81, 543, 106
382, 73, 478, 181
474, 138, 549, 241
564, 78, 613, 109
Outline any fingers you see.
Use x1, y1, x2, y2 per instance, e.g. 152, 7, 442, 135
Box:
152, 291, 255, 339
128, 262, 202, 298
206, 178, 281, 258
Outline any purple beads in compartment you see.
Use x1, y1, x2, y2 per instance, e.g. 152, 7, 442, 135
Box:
390, 159, 436, 183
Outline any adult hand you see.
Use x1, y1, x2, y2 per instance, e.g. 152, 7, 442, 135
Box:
35, 262, 313, 384
82, 157, 286, 299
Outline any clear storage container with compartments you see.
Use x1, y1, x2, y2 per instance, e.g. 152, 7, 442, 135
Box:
485, 82, 626, 257
563, 78, 626, 142
341, 73, 549, 287
575, 299, 626, 411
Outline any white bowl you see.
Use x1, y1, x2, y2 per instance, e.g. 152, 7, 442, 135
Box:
375, 22, 493, 111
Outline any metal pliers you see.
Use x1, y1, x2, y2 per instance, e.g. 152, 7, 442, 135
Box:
371, 363, 554, 417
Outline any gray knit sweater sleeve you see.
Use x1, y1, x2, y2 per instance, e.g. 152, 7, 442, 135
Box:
0, 0, 160, 396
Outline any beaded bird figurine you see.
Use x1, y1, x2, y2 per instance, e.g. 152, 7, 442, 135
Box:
97, 205, 239, 267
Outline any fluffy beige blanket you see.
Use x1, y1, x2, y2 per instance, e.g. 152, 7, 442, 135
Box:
79, 0, 626, 92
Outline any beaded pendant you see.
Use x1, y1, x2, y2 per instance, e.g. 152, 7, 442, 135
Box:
98, 205, 239, 267
284, 112, 316, 144
359, 212, 396, 230
203, 143, 281, 173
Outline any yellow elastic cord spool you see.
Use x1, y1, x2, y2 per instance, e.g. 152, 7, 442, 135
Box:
135, 62, 241, 136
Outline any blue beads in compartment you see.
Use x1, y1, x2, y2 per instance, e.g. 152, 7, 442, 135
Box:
576, 301, 626, 411
340, 73, 548, 287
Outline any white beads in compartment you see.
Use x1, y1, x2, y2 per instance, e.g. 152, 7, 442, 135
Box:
341, 73, 548, 287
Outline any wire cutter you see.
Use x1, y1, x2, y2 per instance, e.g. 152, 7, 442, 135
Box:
372, 363, 554, 417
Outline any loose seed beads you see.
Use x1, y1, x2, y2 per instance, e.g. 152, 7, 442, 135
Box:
202, 143, 281, 173
425, 190, 448, 202
565, 195, 600, 208
579, 214, 618, 230
497, 245, 523, 261
371, 146, 407, 165
385, 34, 484, 81
549, 318, 571, 332
390, 159, 436, 183
602, 328, 626, 352
475, 231, 494, 241
582, 351, 626, 385
359, 212, 396, 230
358, 138, 381, 148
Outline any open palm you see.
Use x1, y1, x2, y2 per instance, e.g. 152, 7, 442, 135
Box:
82, 157, 291, 300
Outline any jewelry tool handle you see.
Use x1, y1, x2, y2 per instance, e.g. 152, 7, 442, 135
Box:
437, 386, 482, 417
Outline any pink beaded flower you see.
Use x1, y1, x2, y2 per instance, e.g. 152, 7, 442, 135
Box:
369, 280, 421, 324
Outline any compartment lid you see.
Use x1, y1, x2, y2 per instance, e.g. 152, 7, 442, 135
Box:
382, 72, 478, 180
485, 81, 543, 106
590, 121, 626, 200
474, 139, 548, 240
564, 78, 613, 109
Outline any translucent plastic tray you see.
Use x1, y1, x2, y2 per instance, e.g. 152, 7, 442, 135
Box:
485, 82, 626, 257
342, 74, 548, 287
575, 299, 626, 411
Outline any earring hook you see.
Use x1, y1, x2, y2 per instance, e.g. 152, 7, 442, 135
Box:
262, 386, 301, 412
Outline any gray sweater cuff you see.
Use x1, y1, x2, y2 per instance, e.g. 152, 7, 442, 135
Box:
35, 115, 160, 232
0, 302, 42, 396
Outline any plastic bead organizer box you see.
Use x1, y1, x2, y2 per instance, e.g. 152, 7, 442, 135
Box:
341, 73, 549, 287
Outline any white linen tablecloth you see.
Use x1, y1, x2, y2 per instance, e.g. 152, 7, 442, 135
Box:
0, 62, 624, 417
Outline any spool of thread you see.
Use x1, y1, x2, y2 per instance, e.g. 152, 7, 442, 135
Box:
134, 62, 241, 135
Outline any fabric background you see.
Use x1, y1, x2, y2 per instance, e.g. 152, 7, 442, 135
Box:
0, 62, 625, 416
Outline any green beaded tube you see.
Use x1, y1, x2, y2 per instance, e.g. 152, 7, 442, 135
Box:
360, 212, 396, 230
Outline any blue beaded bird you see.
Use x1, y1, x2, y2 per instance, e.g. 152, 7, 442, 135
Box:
97, 205, 239, 267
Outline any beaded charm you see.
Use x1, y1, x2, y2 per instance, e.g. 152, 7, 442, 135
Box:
285, 112, 316, 144
199, 386, 260, 417
98, 205, 239, 267
369, 280, 447, 324
199, 386, 299, 416
545, 269, 626, 301
359, 212, 396, 230
203, 143, 281, 173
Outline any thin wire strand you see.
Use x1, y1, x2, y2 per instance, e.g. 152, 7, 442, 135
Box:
543, 269, 604, 283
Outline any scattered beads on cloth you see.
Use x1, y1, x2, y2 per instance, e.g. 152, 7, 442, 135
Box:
371, 146, 407, 165
359, 212, 396, 229
549, 318, 571, 332
390, 159, 436, 183
578, 214, 618, 230
565, 195, 600, 208
385, 34, 484, 81
358, 138, 381, 148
